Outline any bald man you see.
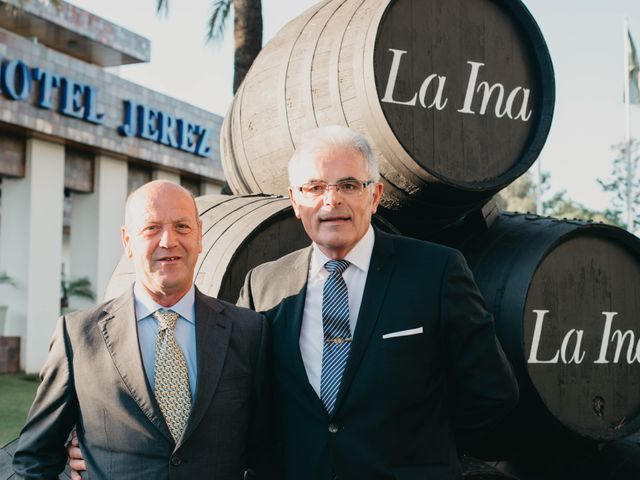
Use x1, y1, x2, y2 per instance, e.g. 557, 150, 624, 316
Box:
13, 181, 270, 480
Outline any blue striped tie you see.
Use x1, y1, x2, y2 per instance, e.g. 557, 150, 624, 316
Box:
320, 259, 352, 414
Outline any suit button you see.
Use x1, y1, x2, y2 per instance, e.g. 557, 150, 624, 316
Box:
328, 423, 339, 433
171, 456, 182, 466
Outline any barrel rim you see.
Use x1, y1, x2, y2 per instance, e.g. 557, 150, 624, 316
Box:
196, 195, 292, 293
521, 220, 640, 441
460, 213, 640, 442
367, 0, 556, 191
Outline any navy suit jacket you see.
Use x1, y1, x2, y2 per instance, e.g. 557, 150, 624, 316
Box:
238, 229, 518, 480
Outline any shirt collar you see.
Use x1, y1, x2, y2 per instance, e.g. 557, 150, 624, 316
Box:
310, 225, 375, 278
133, 283, 196, 324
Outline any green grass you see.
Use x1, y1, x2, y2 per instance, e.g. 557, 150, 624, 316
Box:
0, 373, 39, 447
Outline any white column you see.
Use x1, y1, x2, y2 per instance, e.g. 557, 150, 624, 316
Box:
202, 181, 223, 195
0, 138, 65, 373
153, 168, 180, 184
0, 179, 27, 341
70, 155, 128, 308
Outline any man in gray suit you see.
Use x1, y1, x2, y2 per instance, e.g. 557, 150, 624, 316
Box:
13, 180, 269, 480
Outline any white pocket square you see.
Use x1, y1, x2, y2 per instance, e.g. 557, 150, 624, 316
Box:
382, 327, 423, 339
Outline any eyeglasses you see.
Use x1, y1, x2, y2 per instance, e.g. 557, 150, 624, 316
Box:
297, 179, 374, 198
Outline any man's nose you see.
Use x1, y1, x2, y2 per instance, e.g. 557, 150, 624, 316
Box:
322, 186, 341, 206
158, 227, 177, 247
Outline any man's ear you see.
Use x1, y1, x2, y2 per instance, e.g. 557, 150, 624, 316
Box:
288, 186, 302, 219
370, 182, 384, 214
121, 226, 133, 259
197, 219, 203, 253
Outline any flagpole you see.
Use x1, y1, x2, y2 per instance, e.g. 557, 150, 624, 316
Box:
624, 18, 633, 231
536, 156, 542, 215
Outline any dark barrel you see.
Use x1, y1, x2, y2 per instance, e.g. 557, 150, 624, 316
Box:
104, 194, 396, 303
454, 213, 640, 452
494, 437, 640, 480
221, 0, 554, 235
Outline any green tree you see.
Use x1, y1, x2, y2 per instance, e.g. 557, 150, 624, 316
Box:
496, 170, 549, 213
0, 272, 15, 286
598, 139, 640, 230
542, 190, 622, 226
496, 170, 619, 225
157, 0, 262, 93
60, 276, 95, 310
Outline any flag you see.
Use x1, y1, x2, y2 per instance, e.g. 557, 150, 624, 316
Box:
627, 27, 640, 104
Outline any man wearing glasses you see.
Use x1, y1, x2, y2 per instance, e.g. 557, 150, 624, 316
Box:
237, 125, 519, 479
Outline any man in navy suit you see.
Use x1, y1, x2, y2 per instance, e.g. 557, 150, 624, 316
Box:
237, 125, 518, 480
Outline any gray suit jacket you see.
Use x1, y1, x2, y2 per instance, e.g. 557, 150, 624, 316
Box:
13, 287, 270, 480
238, 229, 518, 480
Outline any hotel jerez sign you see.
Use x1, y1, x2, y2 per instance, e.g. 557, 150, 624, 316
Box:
0, 55, 212, 158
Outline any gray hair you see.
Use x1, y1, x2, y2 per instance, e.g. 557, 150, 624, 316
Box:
288, 125, 380, 186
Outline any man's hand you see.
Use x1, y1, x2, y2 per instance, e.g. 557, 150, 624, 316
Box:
67, 431, 87, 480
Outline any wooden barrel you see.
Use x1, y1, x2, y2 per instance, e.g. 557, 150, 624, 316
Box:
104, 194, 396, 303
455, 213, 640, 451
221, 0, 554, 234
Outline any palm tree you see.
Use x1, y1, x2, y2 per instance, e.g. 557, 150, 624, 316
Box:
156, 0, 262, 93
0, 272, 15, 286
60, 276, 95, 310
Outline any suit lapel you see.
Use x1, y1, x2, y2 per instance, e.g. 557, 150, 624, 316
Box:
279, 248, 326, 411
98, 287, 172, 442
333, 229, 396, 415
178, 288, 229, 448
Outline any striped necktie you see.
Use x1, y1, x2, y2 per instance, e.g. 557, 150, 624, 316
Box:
153, 309, 192, 443
320, 259, 352, 414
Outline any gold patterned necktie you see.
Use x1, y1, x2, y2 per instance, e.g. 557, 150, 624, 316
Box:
153, 309, 192, 443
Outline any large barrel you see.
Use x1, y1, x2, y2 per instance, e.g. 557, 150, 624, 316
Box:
221, 0, 554, 235
454, 213, 640, 452
104, 194, 395, 303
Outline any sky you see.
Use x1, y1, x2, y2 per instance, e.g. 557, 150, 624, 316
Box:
67, 0, 640, 212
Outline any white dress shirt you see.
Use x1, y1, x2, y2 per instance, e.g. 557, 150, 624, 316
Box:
134, 283, 198, 398
299, 225, 375, 397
